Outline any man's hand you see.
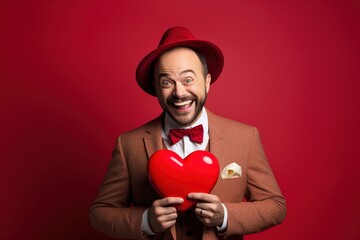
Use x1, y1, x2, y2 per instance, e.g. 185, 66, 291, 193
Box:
148, 197, 183, 233
188, 193, 224, 227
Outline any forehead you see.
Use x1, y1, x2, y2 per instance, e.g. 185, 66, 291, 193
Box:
155, 47, 202, 70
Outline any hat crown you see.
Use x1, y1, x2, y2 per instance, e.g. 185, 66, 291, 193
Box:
158, 27, 196, 47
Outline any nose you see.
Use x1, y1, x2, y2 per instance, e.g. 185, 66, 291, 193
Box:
172, 83, 186, 98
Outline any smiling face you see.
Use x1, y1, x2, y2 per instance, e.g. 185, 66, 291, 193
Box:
153, 47, 211, 126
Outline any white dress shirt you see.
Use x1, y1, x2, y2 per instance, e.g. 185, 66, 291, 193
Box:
162, 107, 209, 158
142, 108, 228, 234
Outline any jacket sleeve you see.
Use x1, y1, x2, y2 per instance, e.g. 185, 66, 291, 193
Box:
89, 135, 147, 239
221, 128, 287, 237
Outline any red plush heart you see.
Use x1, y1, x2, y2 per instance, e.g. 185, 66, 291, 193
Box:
148, 150, 220, 211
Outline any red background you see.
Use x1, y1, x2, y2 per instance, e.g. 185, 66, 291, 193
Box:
1, 0, 360, 239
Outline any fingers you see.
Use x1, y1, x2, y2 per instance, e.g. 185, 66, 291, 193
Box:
196, 207, 211, 218
188, 193, 224, 227
188, 192, 219, 203
154, 197, 184, 208
195, 205, 224, 227
188, 193, 220, 211
197, 208, 207, 218
148, 197, 183, 233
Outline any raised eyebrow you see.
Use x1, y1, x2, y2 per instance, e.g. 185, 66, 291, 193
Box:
158, 70, 196, 80
180, 69, 197, 77
158, 73, 173, 81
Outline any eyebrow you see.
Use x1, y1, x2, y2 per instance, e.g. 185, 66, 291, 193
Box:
158, 69, 197, 80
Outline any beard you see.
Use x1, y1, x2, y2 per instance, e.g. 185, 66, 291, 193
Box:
164, 91, 208, 126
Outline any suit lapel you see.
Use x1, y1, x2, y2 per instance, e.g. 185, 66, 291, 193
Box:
207, 110, 225, 158
143, 114, 165, 159
207, 110, 231, 200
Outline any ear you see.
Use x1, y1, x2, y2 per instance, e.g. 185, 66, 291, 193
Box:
205, 74, 211, 93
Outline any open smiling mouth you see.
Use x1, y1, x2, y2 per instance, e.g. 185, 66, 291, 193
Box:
172, 100, 193, 110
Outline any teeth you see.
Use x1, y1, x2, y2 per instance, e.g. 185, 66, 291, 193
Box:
173, 100, 192, 107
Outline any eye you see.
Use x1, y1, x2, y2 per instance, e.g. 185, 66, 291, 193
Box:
183, 78, 193, 84
160, 79, 173, 88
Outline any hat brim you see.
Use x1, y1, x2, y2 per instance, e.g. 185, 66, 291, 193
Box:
136, 39, 224, 96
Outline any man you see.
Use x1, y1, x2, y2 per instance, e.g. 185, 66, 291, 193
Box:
89, 27, 286, 240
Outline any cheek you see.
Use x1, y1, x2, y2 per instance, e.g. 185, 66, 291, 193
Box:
157, 89, 171, 102
191, 84, 207, 97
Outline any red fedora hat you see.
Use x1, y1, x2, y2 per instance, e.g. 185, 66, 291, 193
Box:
136, 27, 224, 96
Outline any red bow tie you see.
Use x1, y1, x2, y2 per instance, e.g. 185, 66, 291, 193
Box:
169, 125, 204, 145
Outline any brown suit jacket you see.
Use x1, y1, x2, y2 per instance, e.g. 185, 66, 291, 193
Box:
89, 111, 286, 239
